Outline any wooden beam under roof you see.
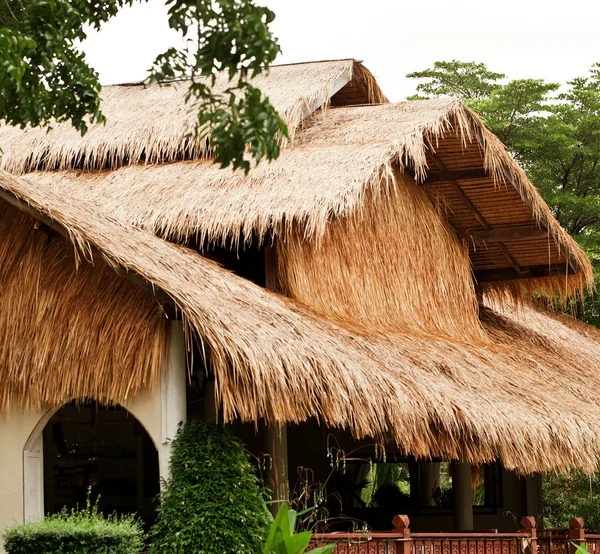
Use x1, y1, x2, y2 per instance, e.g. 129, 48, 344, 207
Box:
474, 263, 574, 283
428, 152, 526, 275
465, 227, 549, 242
424, 168, 489, 184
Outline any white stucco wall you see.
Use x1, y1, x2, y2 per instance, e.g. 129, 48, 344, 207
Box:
0, 321, 186, 550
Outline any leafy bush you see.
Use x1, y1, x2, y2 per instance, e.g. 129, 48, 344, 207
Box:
2, 500, 144, 554
543, 471, 600, 531
150, 420, 269, 554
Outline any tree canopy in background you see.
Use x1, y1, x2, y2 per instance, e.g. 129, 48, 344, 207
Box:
543, 471, 600, 531
0, 0, 286, 172
408, 61, 600, 326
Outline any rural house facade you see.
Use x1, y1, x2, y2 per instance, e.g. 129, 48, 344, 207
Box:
0, 60, 599, 546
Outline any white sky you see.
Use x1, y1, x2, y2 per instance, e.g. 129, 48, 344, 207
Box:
81, 0, 600, 101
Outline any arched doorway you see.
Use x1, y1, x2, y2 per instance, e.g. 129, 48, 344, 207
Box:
42, 401, 160, 529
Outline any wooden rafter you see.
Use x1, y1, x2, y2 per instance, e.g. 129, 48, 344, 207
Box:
424, 168, 488, 184
464, 227, 548, 242
474, 263, 574, 283
428, 153, 525, 276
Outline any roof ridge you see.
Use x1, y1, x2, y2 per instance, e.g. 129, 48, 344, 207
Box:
105, 58, 361, 88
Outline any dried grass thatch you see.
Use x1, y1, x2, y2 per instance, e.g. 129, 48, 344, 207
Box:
1, 170, 600, 474
25, 98, 592, 305
0, 201, 168, 411
276, 171, 488, 342
0, 60, 386, 174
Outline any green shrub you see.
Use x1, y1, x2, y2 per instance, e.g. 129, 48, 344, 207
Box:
543, 471, 600, 531
2, 501, 144, 554
150, 420, 269, 554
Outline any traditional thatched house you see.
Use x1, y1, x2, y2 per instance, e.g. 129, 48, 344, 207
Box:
0, 59, 598, 539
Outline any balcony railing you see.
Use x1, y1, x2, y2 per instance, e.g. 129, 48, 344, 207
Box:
308, 515, 600, 554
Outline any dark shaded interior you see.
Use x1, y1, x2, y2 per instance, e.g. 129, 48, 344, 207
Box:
43, 401, 160, 530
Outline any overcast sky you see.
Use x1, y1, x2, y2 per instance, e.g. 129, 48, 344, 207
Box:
81, 0, 600, 101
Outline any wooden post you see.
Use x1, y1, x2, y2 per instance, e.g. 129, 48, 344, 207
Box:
520, 516, 537, 554
569, 518, 585, 554
419, 462, 440, 507
266, 423, 289, 516
264, 245, 290, 516
392, 515, 411, 554
203, 378, 217, 421
451, 461, 474, 531
525, 474, 543, 522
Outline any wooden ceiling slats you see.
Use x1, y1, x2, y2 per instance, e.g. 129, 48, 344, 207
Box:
424, 133, 571, 281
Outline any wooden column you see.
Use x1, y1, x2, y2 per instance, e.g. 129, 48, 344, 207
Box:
419, 462, 440, 507
264, 244, 290, 515
525, 473, 543, 522
266, 423, 289, 516
203, 379, 217, 421
451, 461, 474, 531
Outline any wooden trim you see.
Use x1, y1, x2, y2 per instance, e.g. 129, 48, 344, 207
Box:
474, 263, 573, 283
424, 168, 489, 184
465, 227, 548, 242
497, 243, 523, 274
428, 153, 528, 274
429, 154, 490, 231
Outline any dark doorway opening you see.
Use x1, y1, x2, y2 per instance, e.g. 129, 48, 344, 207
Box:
43, 401, 159, 530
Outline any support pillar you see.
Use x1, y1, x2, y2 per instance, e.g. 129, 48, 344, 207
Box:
264, 245, 289, 515
525, 473, 543, 522
266, 423, 289, 516
419, 462, 440, 507
158, 321, 187, 486
451, 460, 473, 531
203, 379, 217, 421
23, 435, 44, 522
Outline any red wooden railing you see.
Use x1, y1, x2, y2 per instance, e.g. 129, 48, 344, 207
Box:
308, 515, 600, 554
538, 519, 600, 554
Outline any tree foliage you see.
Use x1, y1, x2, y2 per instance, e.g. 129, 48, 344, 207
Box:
0, 0, 286, 172
407, 61, 600, 326
407, 61, 505, 100
543, 471, 600, 532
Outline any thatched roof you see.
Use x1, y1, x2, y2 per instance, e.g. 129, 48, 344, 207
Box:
0, 59, 386, 174
24, 97, 593, 301
1, 168, 600, 474
275, 170, 489, 342
0, 195, 168, 411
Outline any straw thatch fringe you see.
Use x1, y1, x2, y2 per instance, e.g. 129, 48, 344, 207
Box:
20, 100, 490, 248
1, 170, 600, 474
23, 98, 593, 305
276, 171, 488, 341
480, 274, 587, 309
0, 60, 384, 174
0, 202, 168, 412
